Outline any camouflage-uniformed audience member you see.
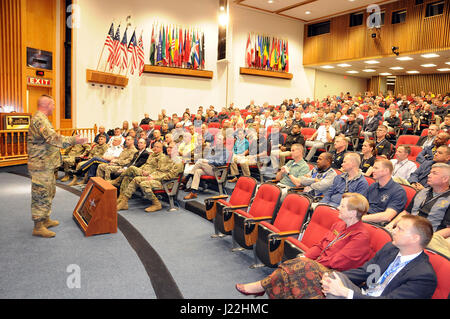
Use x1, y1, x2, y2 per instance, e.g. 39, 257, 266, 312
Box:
59, 142, 91, 182
117, 142, 184, 212
27, 95, 87, 238
96, 136, 138, 181
111, 141, 168, 194
67, 134, 109, 186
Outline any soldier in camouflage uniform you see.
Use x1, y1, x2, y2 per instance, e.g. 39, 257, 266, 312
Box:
96, 136, 137, 181
27, 95, 87, 238
59, 142, 91, 182
117, 142, 184, 212
67, 134, 109, 186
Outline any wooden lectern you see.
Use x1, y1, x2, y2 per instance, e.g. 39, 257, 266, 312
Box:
73, 177, 117, 237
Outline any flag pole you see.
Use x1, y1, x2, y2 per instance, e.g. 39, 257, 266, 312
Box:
97, 21, 113, 71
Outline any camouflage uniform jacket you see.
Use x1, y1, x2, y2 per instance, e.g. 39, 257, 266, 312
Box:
151, 156, 185, 182
27, 111, 76, 171
65, 143, 91, 157
116, 146, 137, 166
87, 143, 109, 159
140, 152, 172, 177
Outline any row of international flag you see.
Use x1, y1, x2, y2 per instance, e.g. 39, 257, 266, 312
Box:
104, 23, 145, 76
245, 33, 289, 72
148, 24, 206, 69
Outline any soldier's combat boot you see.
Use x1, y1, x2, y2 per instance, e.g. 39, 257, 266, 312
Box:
60, 173, 70, 182
116, 196, 129, 211
67, 175, 78, 186
43, 218, 60, 228
76, 174, 89, 185
32, 221, 56, 238
144, 198, 162, 213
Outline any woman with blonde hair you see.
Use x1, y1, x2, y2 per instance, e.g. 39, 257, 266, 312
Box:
236, 193, 372, 299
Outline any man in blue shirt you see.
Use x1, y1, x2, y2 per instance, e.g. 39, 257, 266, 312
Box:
362, 158, 407, 225
320, 152, 369, 208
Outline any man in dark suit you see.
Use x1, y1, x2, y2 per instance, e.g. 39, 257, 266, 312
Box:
321, 214, 437, 299
361, 109, 379, 140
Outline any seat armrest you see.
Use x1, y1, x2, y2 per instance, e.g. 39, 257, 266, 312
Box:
270, 230, 301, 239
223, 204, 249, 212
204, 195, 229, 204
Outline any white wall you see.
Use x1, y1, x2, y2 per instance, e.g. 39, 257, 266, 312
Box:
73, 0, 315, 129
314, 69, 368, 100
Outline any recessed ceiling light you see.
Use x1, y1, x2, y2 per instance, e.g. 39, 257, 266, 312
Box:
421, 53, 440, 58
396, 56, 413, 61
365, 60, 380, 64
380, 73, 391, 76
390, 67, 404, 70
305, 11, 311, 14
321, 65, 334, 69
421, 64, 437, 67
445, 62, 450, 65
437, 68, 450, 72
337, 63, 351, 67
268, 0, 274, 3
406, 70, 420, 74
362, 69, 376, 72
346, 70, 359, 74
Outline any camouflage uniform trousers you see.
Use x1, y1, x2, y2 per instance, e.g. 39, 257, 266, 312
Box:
30, 169, 56, 222
122, 176, 162, 202
97, 163, 123, 180
118, 166, 145, 193
62, 155, 77, 172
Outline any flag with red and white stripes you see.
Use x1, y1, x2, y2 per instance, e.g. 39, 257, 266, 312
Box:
117, 27, 128, 70
105, 23, 115, 60
108, 24, 121, 70
137, 34, 145, 76
127, 30, 138, 74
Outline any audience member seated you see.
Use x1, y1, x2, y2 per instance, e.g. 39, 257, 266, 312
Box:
401, 104, 419, 135
67, 134, 109, 186
111, 141, 168, 194
362, 158, 407, 225
117, 143, 184, 212
341, 112, 360, 143
281, 117, 294, 135
139, 113, 151, 125
94, 125, 110, 144
409, 145, 450, 191
374, 125, 394, 159
145, 121, 156, 140
386, 163, 450, 257
228, 129, 250, 183
390, 145, 418, 184
360, 140, 376, 176
416, 132, 450, 164
439, 114, 450, 132
183, 134, 229, 200
417, 124, 439, 148
304, 117, 335, 162
59, 142, 91, 182
97, 136, 139, 182
361, 109, 379, 140
293, 111, 306, 128
322, 215, 437, 299
384, 110, 400, 134
330, 136, 348, 169
121, 121, 130, 137
270, 123, 304, 171
320, 152, 369, 208
80, 136, 125, 181
235, 193, 372, 299
131, 121, 143, 136
272, 144, 310, 199
300, 152, 337, 200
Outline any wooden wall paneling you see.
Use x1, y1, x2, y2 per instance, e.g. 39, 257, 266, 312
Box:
395, 74, 450, 96
303, 0, 450, 66
0, 0, 23, 112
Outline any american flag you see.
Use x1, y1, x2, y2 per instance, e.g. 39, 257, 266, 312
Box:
105, 23, 115, 59
117, 27, 128, 70
137, 34, 145, 76
108, 24, 121, 69
127, 30, 137, 74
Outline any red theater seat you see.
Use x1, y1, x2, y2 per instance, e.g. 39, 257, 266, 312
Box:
424, 249, 450, 299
